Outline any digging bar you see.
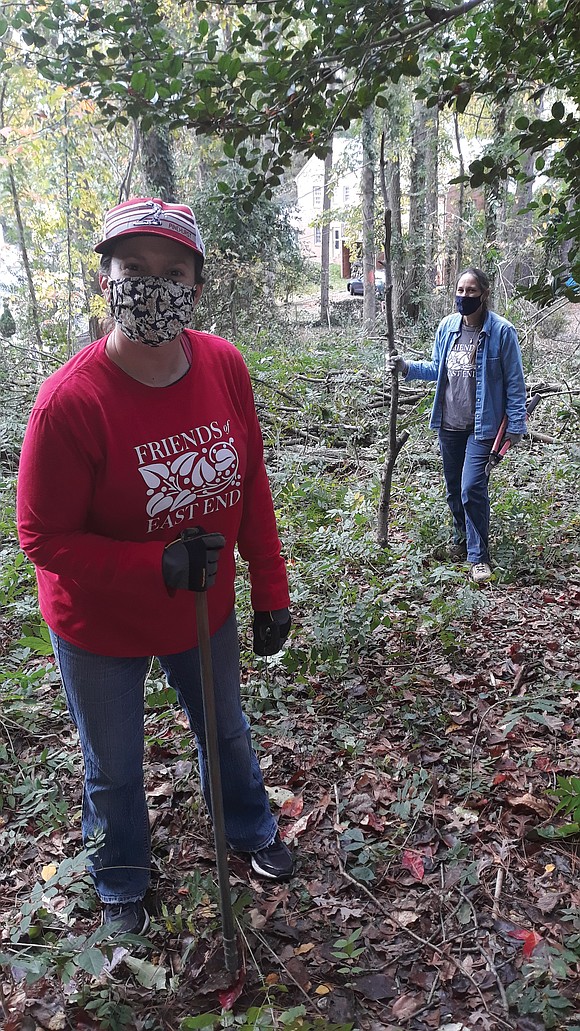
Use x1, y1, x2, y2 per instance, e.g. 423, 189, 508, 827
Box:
194, 590, 239, 977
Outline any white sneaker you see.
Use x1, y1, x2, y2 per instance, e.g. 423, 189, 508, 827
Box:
470, 562, 492, 584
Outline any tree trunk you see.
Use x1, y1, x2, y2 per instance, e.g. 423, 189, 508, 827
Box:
320, 147, 333, 326
141, 127, 177, 200
361, 103, 377, 333
451, 111, 466, 287
424, 105, 439, 287
63, 100, 74, 358
484, 101, 508, 305
404, 100, 428, 321
0, 85, 45, 373
503, 149, 535, 295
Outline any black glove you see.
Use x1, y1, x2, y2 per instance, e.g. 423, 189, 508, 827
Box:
506, 432, 523, 447
389, 354, 409, 376
162, 527, 225, 592
253, 609, 291, 656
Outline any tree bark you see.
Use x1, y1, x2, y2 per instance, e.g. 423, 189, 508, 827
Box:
141, 126, 177, 200
361, 103, 377, 333
384, 150, 403, 318
404, 99, 428, 321
424, 104, 439, 287
320, 146, 333, 326
484, 101, 508, 305
451, 110, 466, 287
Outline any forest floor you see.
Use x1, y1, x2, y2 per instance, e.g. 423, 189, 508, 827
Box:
3, 570, 579, 1031
1, 313, 579, 1031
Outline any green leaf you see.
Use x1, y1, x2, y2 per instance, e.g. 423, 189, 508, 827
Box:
131, 71, 148, 91
180, 1016, 220, 1029
551, 100, 565, 119
75, 948, 106, 976
537, 822, 580, 839
124, 955, 167, 990
350, 864, 375, 882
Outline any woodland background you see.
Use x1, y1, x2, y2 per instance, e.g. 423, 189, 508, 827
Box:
0, 2, 579, 1030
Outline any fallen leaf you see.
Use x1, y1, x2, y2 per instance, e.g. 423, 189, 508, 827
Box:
218, 966, 246, 1010
147, 780, 173, 798
315, 984, 331, 995
535, 892, 562, 914
285, 956, 311, 990
41, 864, 58, 882
352, 973, 397, 1000
391, 909, 420, 927
266, 785, 294, 806
249, 908, 267, 929
401, 850, 425, 881
265, 973, 278, 985
507, 794, 552, 819
508, 928, 543, 957
280, 802, 319, 842
294, 942, 315, 956
280, 795, 304, 818
392, 993, 423, 1019
448, 806, 479, 829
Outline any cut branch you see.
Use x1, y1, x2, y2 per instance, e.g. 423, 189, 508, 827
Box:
376, 131, 409, 547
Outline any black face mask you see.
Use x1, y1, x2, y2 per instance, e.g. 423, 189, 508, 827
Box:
455, 294, 483, 316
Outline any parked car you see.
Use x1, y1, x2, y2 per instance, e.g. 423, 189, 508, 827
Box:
346, 270, 385, 299
346, 277, 364, 296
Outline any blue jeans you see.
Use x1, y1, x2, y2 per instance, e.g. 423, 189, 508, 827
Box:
438, 430, 494, 564
49, 611, 276, 904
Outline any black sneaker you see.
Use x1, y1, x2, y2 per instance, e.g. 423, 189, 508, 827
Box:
101, 901, 150, 937
250, 832, 294, 881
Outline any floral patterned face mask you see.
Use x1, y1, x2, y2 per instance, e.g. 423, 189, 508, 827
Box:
108, 276, 196, 347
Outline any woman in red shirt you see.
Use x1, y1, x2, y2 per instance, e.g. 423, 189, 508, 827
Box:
17, 198, 293, 936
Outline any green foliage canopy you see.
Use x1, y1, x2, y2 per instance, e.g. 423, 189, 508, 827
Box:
1, 0, 578, 295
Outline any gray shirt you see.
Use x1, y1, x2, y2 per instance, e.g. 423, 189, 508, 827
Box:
441, 324, 479, 431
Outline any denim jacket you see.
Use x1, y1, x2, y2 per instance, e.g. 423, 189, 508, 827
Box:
404, 309, 527, 439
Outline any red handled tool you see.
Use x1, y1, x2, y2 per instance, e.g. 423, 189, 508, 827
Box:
485, 393, 541, 477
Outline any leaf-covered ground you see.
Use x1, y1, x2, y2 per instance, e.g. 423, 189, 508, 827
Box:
1, 317, 579, 1030
2, 572, 579, 1031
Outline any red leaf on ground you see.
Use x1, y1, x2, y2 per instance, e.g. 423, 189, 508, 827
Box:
507, 641, 524, 660
218, 966, 246, 1010
401, 850, 425, 881
281, 795, 304, 819
508, 928, 543, 957
522, 931, 543, 957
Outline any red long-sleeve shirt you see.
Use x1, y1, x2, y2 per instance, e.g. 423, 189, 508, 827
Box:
17, 331, 289, 656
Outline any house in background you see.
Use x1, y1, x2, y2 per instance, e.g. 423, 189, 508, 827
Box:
294, 138, 361, 277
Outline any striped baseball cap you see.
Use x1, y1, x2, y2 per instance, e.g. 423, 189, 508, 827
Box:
95, 197, 205, 260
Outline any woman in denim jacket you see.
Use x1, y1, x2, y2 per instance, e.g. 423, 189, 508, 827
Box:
391, 268, 527, 583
